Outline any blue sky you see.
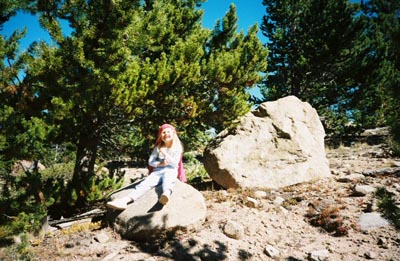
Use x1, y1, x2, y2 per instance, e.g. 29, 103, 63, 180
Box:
200, 0, 267, 43
1, 0, 267, 50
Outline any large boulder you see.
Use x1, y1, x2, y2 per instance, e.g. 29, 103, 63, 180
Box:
204, 95, 330, 190
107, 180, 206, 241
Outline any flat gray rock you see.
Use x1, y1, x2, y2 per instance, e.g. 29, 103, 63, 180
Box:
358, 212, 390, 230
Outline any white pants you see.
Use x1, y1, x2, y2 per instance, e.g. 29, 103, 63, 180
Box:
127, 167, 177, 201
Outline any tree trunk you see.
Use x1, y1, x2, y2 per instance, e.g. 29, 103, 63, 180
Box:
69, 133, 99, 207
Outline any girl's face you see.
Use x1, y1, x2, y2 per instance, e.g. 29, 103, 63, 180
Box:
161, 127, 174, 145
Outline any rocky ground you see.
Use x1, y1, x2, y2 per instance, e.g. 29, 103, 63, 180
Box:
2, 142, 400, 260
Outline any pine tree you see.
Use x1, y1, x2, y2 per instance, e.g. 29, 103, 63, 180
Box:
355, 0, 400, 147
202, 4, 268, 132
260, 0, 360, 136
0, 0, 51, 170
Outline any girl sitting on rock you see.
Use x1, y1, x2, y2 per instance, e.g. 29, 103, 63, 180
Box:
106, 123, 186, 210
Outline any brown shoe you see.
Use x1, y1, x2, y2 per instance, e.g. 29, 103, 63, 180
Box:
159, 193, 170, 205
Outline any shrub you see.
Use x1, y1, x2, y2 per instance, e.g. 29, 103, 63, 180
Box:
375, 187, 400, 229
183, 151, 210, 183
306, 204, 349, 236
86, 171, 124, 203
0, 160, 123, 238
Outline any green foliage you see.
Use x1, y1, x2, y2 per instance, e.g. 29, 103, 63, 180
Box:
0, 0, 34, 24
0, 198, 47, 238
0, 159, 123, 237
388, 137, 400, 156
259, 0, 400, 144
260, 0, 360, 138
362, 0, 400, 148
39, 162, 74, 203
319, 106, 361, 145
34, 160, 123, 208
375, 186, 400, 229
10, 209, 46, 235
261, 0, 358, 97
86, 170, 124, 203
0, 161, 68, 236
187, 164, 209, 183
183, 151, 210, 183
0, 232, 35, 260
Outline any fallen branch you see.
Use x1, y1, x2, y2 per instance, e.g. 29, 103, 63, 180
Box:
48, 208, 106, 226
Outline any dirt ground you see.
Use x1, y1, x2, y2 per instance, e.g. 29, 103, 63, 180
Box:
2, 143, 400, 260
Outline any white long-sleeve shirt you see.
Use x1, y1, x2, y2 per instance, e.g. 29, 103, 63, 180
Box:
148, 146, 182, 169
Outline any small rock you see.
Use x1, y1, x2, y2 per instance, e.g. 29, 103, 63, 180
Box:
40, 216, 58, 235
223, 220, 244, 239
65, 242, 74, 248
278, 206, 289, 215
94, 232, 109, 243
217, 190, 229, 201
246, 196, 259, 208
364, 251, 377, 259
364, 199, 379, 212
81, 239, 91, 247
13, 235, 22, 245
103, 252, 119, 261
273, 196, 285, 206
377, 237, 387, 245
377, 237, 390, 248
353, 185, 376, 196
253, 190, 267, 199
343, 169, 351, 175
264, 244, 280, 258
336, 173, 365, 183
384, 159, 400, 167
343, 163, 352, 169
330, 169, 340, 175
308, 249, 330, 261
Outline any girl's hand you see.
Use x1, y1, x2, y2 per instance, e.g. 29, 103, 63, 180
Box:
158, 161, 166, 166
158, 158, 169, 166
